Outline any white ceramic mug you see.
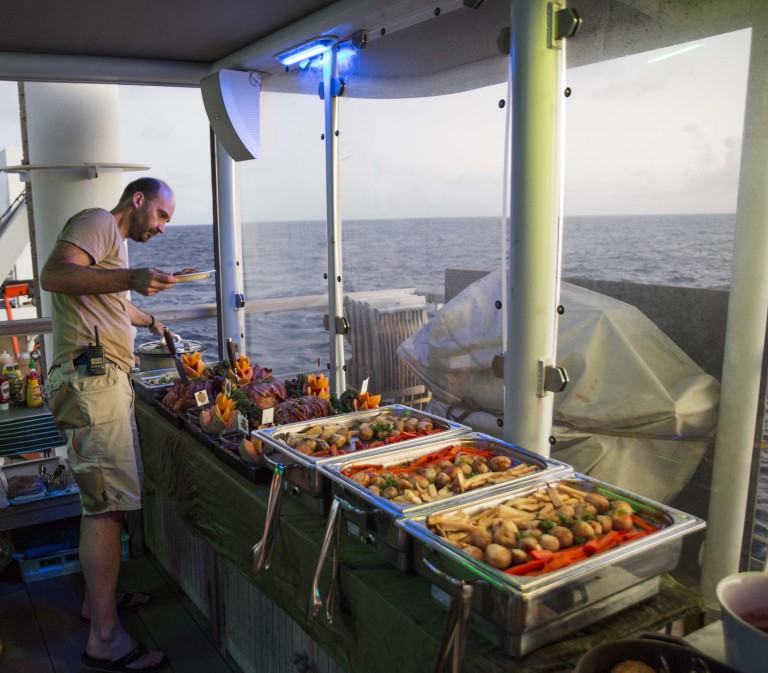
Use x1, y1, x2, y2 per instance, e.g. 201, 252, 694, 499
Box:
716, 571, 768, 673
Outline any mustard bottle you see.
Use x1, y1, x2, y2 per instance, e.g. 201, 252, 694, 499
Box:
26, 369, 43, 408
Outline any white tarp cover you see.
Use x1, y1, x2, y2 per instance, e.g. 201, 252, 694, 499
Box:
397, 268, 720, 503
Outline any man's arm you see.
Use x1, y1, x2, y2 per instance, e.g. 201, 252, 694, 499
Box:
40, 240, 178, 297
126, 301, 168, 338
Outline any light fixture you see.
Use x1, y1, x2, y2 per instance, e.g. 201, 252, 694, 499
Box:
276, 36, 337, 67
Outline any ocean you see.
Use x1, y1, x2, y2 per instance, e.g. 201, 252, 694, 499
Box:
127, 212, 736, 366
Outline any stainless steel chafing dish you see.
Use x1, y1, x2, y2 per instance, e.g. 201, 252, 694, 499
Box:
316, 433, 571, 570
395, 475, 706, 659
250, 405, 471, 576
130, 367, 179, 400
130, 367, 186, 427
255, 405, 471, 513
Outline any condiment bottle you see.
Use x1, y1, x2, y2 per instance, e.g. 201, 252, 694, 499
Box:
0, 374, 10, 411
18, 352, 31, 378
26, 369, 43, 408
11, 372, 25, 407
0, 352, 15, 376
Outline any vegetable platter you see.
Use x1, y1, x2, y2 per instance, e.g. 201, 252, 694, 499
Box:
396, 474, 705, 656
316, 433, 570, 569
255, 404, 471, 514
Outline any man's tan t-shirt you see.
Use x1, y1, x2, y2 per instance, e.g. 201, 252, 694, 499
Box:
49, 208, 134, 372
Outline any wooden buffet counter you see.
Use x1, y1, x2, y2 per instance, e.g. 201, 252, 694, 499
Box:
134, 397, 704, 673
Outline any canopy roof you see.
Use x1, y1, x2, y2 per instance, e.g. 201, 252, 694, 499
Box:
0, 0, 760, 92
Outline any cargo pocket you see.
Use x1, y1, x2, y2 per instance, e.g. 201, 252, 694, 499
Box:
45, 380, 88, 431
69, 457, 111, 512
69, 367, 121, 428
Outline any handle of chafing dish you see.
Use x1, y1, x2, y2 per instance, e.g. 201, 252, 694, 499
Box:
421, 547, 483, 673
307, 495, 383, 626
307, 496, 341, 625
251, 454, 300, 574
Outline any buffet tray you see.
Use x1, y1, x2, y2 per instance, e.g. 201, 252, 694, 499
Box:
130, 368, 187, 428
317, 433, 570, 569
256, 404, 472, 515
396, 474, 706, 656
130, 368, 179, 403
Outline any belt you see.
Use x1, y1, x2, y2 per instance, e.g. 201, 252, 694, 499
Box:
73, 351, 114, 367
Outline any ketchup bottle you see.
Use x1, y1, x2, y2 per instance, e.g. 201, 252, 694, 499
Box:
0, 374, 10, 411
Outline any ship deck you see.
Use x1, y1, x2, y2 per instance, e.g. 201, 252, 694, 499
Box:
0, 549, 243, 673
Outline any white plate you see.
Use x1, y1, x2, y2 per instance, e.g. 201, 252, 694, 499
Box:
174, 269, 215, 282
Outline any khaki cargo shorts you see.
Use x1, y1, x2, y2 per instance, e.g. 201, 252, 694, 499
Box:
45, 360, 143, 515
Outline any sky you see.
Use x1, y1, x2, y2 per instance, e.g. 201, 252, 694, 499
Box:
0, 27, 752, 225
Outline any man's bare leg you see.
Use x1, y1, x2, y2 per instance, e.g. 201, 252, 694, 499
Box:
80, 511, 164, 668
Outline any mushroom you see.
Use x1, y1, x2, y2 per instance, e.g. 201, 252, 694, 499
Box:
462, 545, 485, 561
484, 543, 513, 570
538, 534, 561, 552
470, 528, 493, 550
571, 520, 596, 540
352, 472, 371, 487
517, 535, 541, 553
550, 525, 574, 548
585, 493, 611, 513
357, 424, 374, 441
489, 455, 512, 472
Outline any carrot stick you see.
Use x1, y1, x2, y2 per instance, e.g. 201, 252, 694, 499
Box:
454, 448, 496, 457
583, 529, 620, 556
504, 559, 547, 575
622, 529, 655, 543
631, 514, 659, 531
528, 549, 554, 561
540, 553, 586, 574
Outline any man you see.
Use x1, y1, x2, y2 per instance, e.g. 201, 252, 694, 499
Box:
41, 177, 178, 673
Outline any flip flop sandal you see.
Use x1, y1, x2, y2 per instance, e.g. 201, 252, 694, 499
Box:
80, 592, 151, 625
81, 643, 168, 672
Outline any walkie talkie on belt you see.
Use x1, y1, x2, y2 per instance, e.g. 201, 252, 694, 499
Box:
86, 325, 107, 376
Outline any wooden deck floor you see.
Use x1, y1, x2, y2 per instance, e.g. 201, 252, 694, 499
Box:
0, 549, 243, 673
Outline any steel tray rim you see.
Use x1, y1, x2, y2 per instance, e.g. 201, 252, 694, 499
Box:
395, 473, 707, 596
317, 432, 573, 518
255, 404, 473, 471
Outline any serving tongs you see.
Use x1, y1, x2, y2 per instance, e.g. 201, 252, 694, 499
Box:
251, 452, 302, 574
225, 337, 238, 376
420, 548, 486, 673
306, 495, 383, 626
163, 327, 188, 385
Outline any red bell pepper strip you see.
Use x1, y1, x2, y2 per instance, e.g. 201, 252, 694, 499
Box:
528, 549, 554, 561
504, 559, 547, 575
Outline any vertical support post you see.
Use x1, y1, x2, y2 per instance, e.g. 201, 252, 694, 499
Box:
24, 82, 123, 363
701, 17, 768, 603
213, 137, 246, 356
323, 47, 347, 395
503, 0, 566, 456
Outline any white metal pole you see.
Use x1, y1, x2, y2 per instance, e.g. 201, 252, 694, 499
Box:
24, 83, 124, 361
701, 18, 768, 603
323, 47, 347, 395
503, 0, 565, 456
214, 138, 246, 354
